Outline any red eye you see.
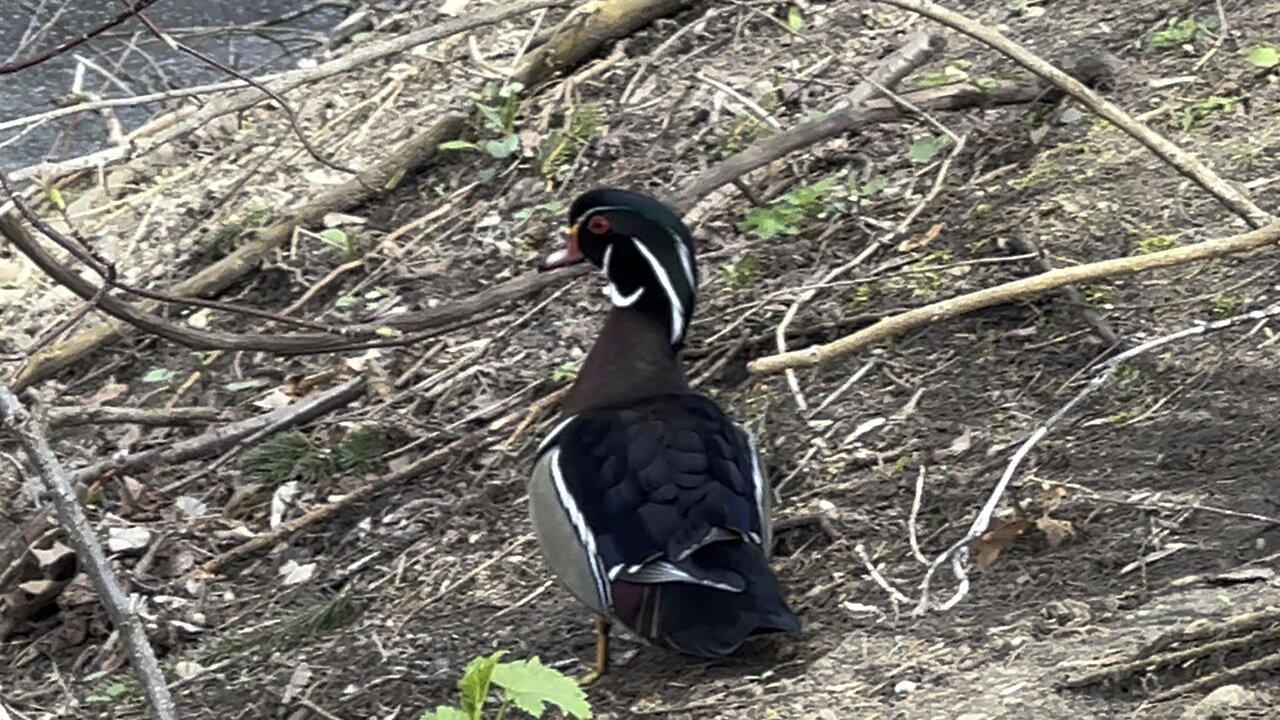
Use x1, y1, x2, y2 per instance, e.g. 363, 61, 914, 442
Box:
586, 215, 611, 235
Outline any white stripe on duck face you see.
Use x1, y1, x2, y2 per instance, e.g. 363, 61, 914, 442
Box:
548, 448, 612, 608
630, 236, 686, 345
601, 243, 645, 308
536, 415, 578, 457
672, 229, 696, 290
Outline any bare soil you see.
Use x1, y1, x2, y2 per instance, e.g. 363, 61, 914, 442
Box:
2, 1, 1279, 719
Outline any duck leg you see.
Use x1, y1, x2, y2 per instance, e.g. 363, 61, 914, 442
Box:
579, 616, 611, 686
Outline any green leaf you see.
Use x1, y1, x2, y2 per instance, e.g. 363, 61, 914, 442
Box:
785, 6, 804, 32
476, 104, 507, 133
334, 294, 359, 309
482, 134, 520, 159
492, 657, 592, 719
439, 140, 479, 151
375, 326, 403, 338
225, 378, 267, 392
459, 651, 505, 720
420, 707, 469, 720
318, 228, 348, 247
142, 368, 172, 383
351, 31, 373, 43
44, 184, 66, 211
908, 135, 951, 163
855, 177, 887, 197
1246, 45, 1279, 69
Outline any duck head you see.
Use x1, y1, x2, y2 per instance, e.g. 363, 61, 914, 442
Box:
541, 188, 698, 347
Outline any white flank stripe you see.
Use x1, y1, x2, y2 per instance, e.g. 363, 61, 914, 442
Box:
744, 427, 767, 548
630, 236, 685, 344
672, 230, 696, 289
536, 415, 578, 457
548, 448, 612, 607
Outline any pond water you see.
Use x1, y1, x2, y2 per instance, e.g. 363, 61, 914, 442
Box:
0, 1, 347, 170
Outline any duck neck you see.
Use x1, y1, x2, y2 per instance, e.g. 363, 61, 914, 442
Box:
563, 307, 688, 415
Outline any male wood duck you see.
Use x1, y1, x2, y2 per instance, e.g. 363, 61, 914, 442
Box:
529, 188, 801, 684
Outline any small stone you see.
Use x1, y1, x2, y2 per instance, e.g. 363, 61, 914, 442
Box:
1181, 685, 1258, 719
893, 680, 919, 695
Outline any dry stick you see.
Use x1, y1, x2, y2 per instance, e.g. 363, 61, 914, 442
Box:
749, 221, 1280, 374
1063, 625, 1280, 689
1150, 650, 1280, 701
873, 0, 1272, 229
0, 387, 175, 720
0, 0, 164, 75
11, 0, 696, 392
44, 405, 221, 427
70, 377, 365, 485
913, 299, 1280, 615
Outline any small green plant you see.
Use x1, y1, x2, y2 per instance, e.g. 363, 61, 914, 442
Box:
1245, 44, 1280, 69
198, 206, 272, 261
742, 176, 840, 238
538, 103, 604, 179
908, 134, 951, 163
551, 361, 579, 384
1150, 17, 1198, 49
421, 651, 592, 720
514, 200, 567, 222
1211, 295, 1242, 318
316, 227, 363, 261
241, 426, 391, 486
1136, 234, 1179, 254
440, 81, 525, 159
1179, 95, 1241, 131
1115, 364, 1139, 385
85, 677, 138, 705
241, 432, 333, 486
719, 254, 762, 289
913, 59, 971, 88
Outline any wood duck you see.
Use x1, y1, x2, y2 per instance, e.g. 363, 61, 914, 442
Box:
529, 188, 801, 684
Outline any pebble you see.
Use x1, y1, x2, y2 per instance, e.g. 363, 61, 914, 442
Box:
1181, 684, 1258, 720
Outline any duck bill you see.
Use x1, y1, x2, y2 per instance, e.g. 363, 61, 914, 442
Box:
540, 224, 585, 271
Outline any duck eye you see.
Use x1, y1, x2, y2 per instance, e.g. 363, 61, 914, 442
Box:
586, 215, 611, 235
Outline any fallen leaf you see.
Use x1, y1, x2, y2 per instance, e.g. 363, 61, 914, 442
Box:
1036, 516, 1075, 549
173, 660, 204, 680
972, 516, 1033, 571
174, 496, 208, 518
279, 560, 316, 586
270, 481, 300, 528
898, 222, 944, 252
106, 527, 153, 553
439, 0, 470, 16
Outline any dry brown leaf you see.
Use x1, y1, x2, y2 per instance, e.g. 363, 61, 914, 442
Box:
897, 222, 944, 252
1039, 485, 1067, 514
1036, 516, 1076, 549
972, 516, 1033, 571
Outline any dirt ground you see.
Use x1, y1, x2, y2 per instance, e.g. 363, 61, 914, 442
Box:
2, 0, 1279, 719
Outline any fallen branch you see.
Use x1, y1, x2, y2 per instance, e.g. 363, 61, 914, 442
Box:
44, 405, 221, 428
0, 387, 175, 720
0, 0, 163, 75
69, 377, 366, 484
874, 0, 1273, 229
748, 221, 1280, 374
11, 0, 698, 391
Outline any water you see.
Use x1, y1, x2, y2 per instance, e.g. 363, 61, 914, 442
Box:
0, 1, 347, 170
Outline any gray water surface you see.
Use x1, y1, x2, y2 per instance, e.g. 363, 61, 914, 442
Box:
1, 1, 347, 170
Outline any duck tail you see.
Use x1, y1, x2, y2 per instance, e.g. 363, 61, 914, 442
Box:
616, 542, 800, 658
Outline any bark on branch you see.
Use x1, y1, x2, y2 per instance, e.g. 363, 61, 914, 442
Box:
0, 387, 176, 720
747, 221, 1280, 374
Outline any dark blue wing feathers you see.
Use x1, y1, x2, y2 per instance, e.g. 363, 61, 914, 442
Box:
551, 393, 763, 572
